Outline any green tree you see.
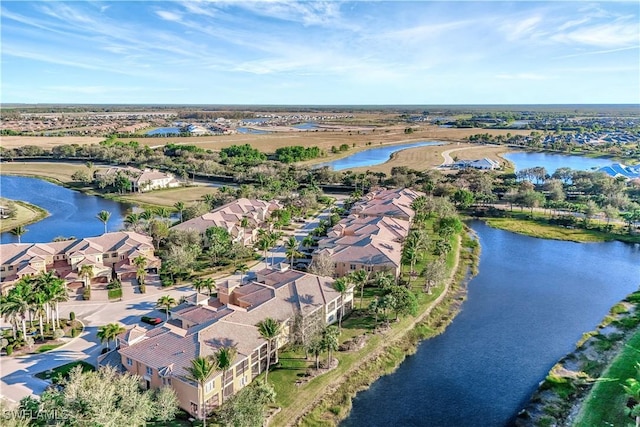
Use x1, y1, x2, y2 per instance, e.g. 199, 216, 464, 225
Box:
321, 325, 340, 367
214, 346, 237, 402
174, 201, 185, 223
236, 263, 249, 284
157, 295, 177, 322
216, 382, 276, 427
333, 277, 350, 330
186, 357, 219, 427
96, 210, 112, 233
452, 188, 475, 208
10, 225, 27, 243
388, 285, 419, 320
154, 387, 180, 423
349, 269, 369, 309
284, 236, 303, 267
256, 317, 282, 383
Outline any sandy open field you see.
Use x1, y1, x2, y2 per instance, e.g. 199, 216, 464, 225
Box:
0, 125, 530, 153
1, 136, 104, 149
0, 161, 87, 182
348, 143, 512, 175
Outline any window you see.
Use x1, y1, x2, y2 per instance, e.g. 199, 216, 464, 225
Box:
240, 376, 247, 386
205, 380, 214, 393
126, 358, 133, 366
350, 264, 356, 270
103, 253, 109, 259
8, 266, 13, 271
146, 367, 153, 376
112, 252, 118, 257
0, 267, 4, 272
190, 402, 198, 415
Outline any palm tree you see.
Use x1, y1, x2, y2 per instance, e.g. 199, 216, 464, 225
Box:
1, 286, 30, 339
332, 277, 350, 330
186, 356, 219, 427
140, 209, 154, 222
201, 277, 216, 296
157, 295, 177, 322
214, 346, 237, 402
321, 325, 340, 368
97, 210, 111, 233
236, 263, 249, 284
255, 235, 271, 269
155, 207, 171, 224
307, 338, 324, 370
98, 323, 126, 351
301, 235, 315, 250
10, 225, 27, 243
174, 201, 185, 223
38, 271, 67, 331
256, 317, 282, 383
124, 213, 141, 231
284, 236, 303, 267
78, 264, 94, 289
349, 269, 369, 309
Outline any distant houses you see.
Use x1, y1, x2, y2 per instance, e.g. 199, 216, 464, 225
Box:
452, 158, 500, 170
95, 167, 181, 192
108, 265, 353, 418
0, 232, 160, 294
312, 188, 423, 278
597, 163, 640, 180
171, 198, 282, 246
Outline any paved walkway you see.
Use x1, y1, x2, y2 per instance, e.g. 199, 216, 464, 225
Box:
0, 203, 341, 406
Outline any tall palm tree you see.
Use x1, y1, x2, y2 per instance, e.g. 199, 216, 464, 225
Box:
124, 213, 141, 231
96, 210, 111, 234
157, 295, 177, 322
332, 277, 350, 330
255, 236, 271, 269
186, 356, 219, 427
322, 325, 340, 367
155, 207, 171, 224
97, 323, 125, 350
236, 264, 249, 284
214, 346, 237, 402
349, 269, 369, 309
10, 225, 27, 243
38, 271, 67, 331
78, 264, 94, 289
256, 317, 282, 383
284, 236, 303, 267
301, 235, 315, 250
174, 201, 185, 223
307, 338, 324, 370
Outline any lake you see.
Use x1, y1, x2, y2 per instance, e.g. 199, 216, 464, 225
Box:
0, 175, 131, 244
342, 221, 640, 427
503, 152, 613, 174
317, 141, 445, 171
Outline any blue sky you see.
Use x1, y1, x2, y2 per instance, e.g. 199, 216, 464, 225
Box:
1, 1, 639, 105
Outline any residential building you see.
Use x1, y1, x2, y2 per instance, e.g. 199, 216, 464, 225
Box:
171, 198, 282, 246
452, 158, 500, 170
110, 265, 353, 418
95, 166, 181, 192
312, 188, 421, 278
0, 232, 160, 294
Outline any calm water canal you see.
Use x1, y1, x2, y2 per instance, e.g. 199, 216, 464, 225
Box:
342, 221, 640, 427
0, 175, 131, 244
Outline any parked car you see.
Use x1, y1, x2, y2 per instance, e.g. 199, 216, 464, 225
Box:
141, 316, 162, 326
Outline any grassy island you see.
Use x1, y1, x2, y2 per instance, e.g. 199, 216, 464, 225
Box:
0, 197, 49, 233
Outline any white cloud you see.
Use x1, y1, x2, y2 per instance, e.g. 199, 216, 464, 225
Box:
155, 10, 183, 22
496, 73, 552, 81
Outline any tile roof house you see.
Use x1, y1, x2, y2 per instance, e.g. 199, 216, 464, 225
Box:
110, 265, 353, 419
0, 232, 159, 294
95, 166, 181, 192
312, 188, 420, 278
171, 198, 282, 246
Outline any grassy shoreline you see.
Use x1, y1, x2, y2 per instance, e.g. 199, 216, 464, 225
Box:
0, 199, 50, 233
268, 230, 479, 426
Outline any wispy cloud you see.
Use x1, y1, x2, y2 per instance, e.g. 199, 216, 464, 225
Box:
496, 73, 553, 81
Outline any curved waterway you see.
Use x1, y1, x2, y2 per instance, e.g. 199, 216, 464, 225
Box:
316, 141, 445, 171
0, 175, 131, 244
503, 152, 613, 174
342, 221, 640, 427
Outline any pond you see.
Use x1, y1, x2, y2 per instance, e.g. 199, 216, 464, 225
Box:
342, 221, 640, 427
0, 175, 132, 244
503, 152, 614, 174
237, 127, 270, 134
316, 141, 445, 171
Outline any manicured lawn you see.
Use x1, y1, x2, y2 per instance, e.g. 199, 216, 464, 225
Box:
574, 329, 640, 427
35, 361, 95, 383
35, 343, 64, 353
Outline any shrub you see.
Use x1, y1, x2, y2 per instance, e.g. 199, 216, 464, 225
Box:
71, 328, 79, 338
53, 329, 65, 340
108, 288, 123, 300
70, 312, 76, 321
83, 287, 91, 301
6, 345, 13, 355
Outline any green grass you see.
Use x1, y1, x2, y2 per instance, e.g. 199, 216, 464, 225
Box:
35, 361, 95, 382
108, 288, 123, 300
574, 329, 640, 427
484, 214, 640, 243
269, 228, 472, 426
35, 343, 64, 353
